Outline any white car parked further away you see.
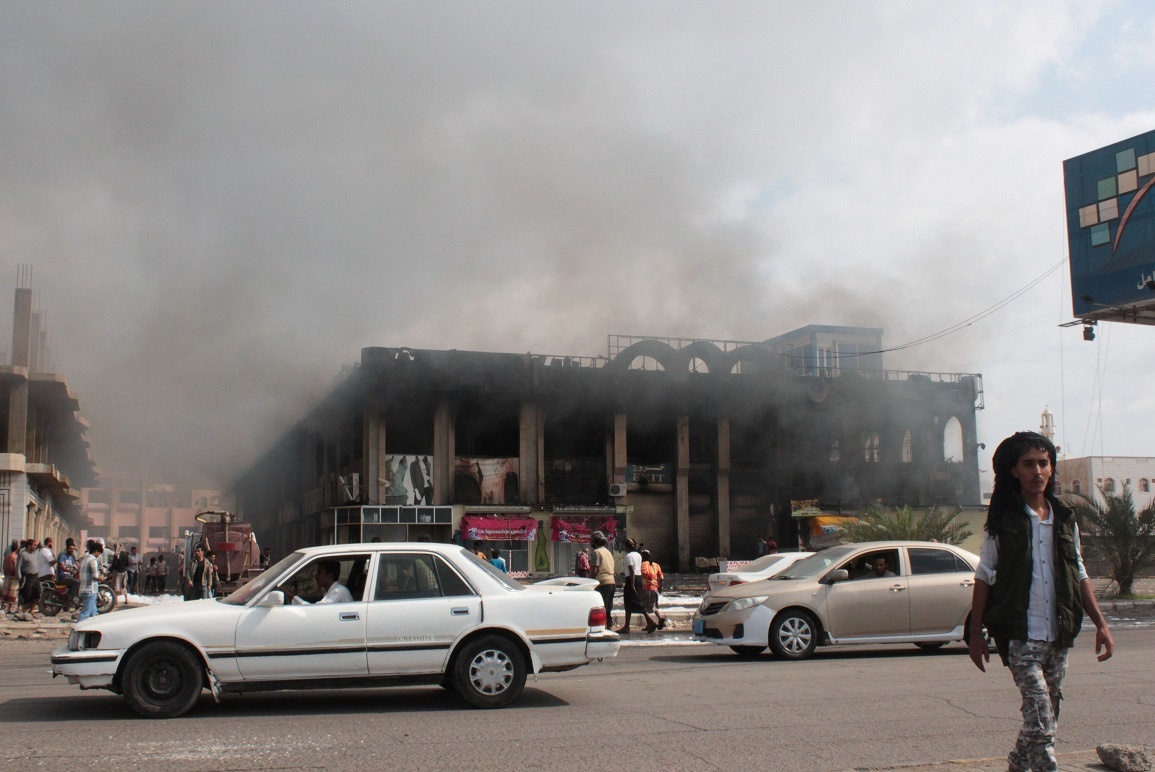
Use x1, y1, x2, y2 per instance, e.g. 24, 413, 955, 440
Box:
706, 552, 813, 594
52, 542, 620, 718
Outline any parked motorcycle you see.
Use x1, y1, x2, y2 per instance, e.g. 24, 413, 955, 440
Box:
38, 579, 117, 617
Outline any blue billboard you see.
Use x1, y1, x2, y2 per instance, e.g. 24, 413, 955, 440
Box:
1064, 129, 1155, 323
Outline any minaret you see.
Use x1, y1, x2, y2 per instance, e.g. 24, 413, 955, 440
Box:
1040, 407, 1055, 444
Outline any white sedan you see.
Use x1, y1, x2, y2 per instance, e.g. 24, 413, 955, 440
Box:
52, 542, 620, 718
706, 552, 813, 593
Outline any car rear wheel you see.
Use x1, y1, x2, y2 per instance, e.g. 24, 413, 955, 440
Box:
454, 635, 526, 709
729, 645, 765, 657
122, 642, 203, 718
769, 610, 818, 660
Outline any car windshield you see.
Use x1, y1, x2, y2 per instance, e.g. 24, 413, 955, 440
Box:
220, 552, 308, 605
774, 545, 856, 579
741, 554, 790, 573
462, 549, 524, 591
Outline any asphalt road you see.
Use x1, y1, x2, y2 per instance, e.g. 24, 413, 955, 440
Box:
2, 626, 1152, 771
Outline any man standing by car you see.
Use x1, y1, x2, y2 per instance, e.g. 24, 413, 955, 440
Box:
126, 546, 141, 595
77, 540, 104, 622
968, 431, 1114, 772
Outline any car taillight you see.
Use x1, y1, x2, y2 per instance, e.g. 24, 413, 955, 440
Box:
588, 606, 607, 628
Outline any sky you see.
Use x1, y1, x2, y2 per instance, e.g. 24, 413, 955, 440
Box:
2, 1, 1155, 492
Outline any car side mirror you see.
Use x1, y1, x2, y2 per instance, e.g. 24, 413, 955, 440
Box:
825, 569, 850, 584
259, 591, 285, 607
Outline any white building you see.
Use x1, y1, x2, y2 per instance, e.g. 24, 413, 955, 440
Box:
1055, 456, 1155, 511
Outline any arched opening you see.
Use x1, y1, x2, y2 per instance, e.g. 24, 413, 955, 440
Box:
864, 434, 879, 463
943, 417, 963, 463
688, 357, 709, 373
901, 430, 913, 463
626, 355, 665, 371
1103, 477, 1116, 493
1072, 479, 1081, 495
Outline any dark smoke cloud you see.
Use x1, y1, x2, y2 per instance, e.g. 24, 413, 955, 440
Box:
3, 2, 1154, 487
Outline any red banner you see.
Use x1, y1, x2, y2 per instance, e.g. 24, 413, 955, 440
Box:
550, 516, 619, 543
461, 516, 539, 541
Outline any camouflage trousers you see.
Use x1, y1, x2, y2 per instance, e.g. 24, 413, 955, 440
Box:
1005, 639, 1070, 772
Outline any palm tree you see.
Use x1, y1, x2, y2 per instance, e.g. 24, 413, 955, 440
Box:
840, 505, 972, 545
1069, 486, 1155, 597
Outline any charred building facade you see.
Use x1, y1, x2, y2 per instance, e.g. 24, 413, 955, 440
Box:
234, 328, 983, 573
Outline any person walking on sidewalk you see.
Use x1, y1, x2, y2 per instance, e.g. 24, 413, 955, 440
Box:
589, 531, 615, 625
968, 431, 1115, 772
617, 538, 646, 634
640, 550, 665, 633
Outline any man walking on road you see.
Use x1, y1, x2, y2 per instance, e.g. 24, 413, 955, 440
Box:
968, 431, 1115, 772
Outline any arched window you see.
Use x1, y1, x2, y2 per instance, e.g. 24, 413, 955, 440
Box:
1072, 479, 1082, 495
1054, 480, 1063, 495
1103, 478, 1116, 493
688, 357, 709, 373
1141, 478, 1150, 493
829, 440, 840, 463
901, 430, 913, 463
864, 434, 880, 463
943, 417, 963, 463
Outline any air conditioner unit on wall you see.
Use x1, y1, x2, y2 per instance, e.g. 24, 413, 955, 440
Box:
608, 483, 628, 498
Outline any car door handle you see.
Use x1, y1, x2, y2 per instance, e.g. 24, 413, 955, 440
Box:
451, 607, 471, 616
339, 612, 360, 621
889, 585, 906, 592
960, 580, 975, 588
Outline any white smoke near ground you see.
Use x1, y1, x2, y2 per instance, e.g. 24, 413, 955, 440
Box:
2, 2, 1154, 488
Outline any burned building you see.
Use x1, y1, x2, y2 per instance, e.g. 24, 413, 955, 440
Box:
233, 327, 982, 573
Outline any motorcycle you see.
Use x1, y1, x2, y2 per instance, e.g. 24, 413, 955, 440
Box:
38, 579, 117, 617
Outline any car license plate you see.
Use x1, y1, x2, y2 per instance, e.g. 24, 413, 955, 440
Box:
693, 618, 704, 635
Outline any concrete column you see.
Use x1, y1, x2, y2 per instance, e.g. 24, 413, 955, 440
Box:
363, 406, 387, 506
611, 413, 627, 484
11, 287, 32, 368
676, 414, 690, 571
716, 416, 731, 559
433, 400, 456, 504
518, 402, 544, 505
7, 380, 28, 455
29, 311, 42, 373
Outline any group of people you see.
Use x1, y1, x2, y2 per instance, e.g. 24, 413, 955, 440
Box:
1, 537, 108, 622
103, 545, 171, 596
472, 542, 508, 573
585, 533, 666, 634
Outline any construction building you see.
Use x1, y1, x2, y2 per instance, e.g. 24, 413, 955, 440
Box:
0, 271, 97, 550
234, 327, 983, 574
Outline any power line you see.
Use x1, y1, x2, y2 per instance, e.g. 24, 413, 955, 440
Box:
872, 257, 1068, 355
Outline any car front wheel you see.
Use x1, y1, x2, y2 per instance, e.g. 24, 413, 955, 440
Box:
454, 635, 527, 709
769, 610, 818, 660
122, 642, 203, 718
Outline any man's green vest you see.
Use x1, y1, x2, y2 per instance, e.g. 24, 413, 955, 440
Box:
984, 495, 1084, 653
